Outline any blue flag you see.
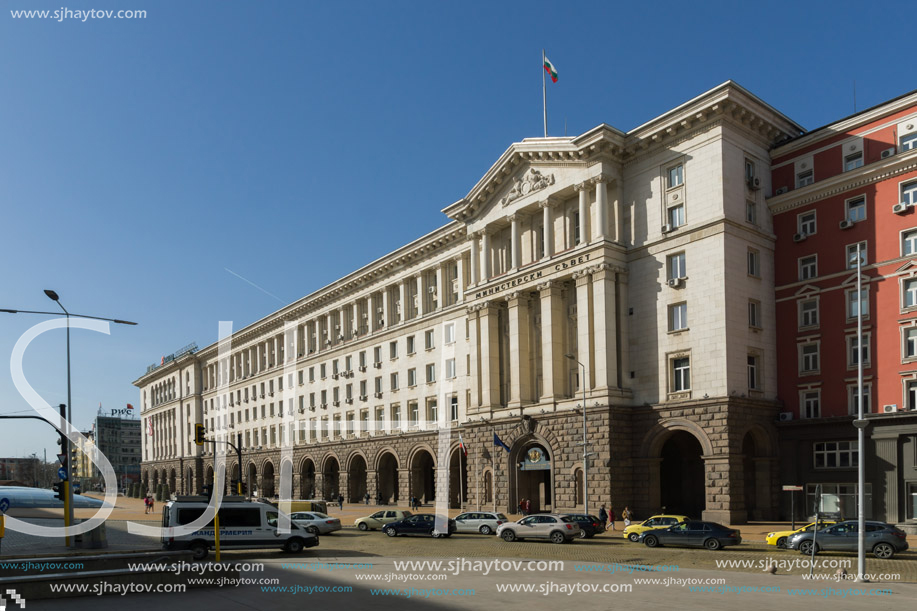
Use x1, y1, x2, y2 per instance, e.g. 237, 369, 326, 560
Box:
494, 432, 511, 453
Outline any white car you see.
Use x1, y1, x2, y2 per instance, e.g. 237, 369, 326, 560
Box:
291, 511, 342, 535
454, 511, 508, 535
497, 514, 579, 544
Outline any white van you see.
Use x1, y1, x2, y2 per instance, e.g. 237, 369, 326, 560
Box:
161, 496, 318, 560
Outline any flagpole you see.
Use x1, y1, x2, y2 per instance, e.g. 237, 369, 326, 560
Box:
459, 444, 465, 511
542, 49, 547, 138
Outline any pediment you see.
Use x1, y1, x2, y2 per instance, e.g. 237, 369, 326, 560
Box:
895, 260, 917, 273
500, 167, 556, 207
794, 284, 821, 296
840, 272, 874, 287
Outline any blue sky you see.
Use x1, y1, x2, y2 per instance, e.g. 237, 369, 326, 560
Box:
0, 0, 911, 464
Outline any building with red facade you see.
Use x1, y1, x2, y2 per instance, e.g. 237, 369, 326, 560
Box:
770, 90, 917, 526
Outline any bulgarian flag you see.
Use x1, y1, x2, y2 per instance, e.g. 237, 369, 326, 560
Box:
543, 55, 558, 83
458, 433, 467, 457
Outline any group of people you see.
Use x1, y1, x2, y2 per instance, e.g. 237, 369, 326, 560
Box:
518, 498, 532, 515
597, 504, 633, 530
143, 493, 154, 514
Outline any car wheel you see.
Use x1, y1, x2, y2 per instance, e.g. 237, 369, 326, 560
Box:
285, 538, 304, 553
189, 541, 208, 561
306, 526, 319, 536
873, 543, 895, 559
776, 537, 787, 549
385, 527, 397, 537
501, 530, 516, 542
479, 525, 492, 535
550, 531, 566, 544
578, 529, 587, 539
644, 535, 659, 548
704, 538, 721, 551
432, 531, 443, 538
798, 540, 818, 555
358, 522, 369, 531
628, 532, 641, 543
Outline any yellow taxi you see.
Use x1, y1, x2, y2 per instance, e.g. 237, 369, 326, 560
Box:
623, 515, 689, 542
766, 520, 837, 549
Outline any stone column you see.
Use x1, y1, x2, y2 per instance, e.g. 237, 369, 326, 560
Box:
540, 200, 555, 259
479, 303, 500, 408
573, 270, 594, 391
591, 264, 618, 391
506, 292, 531, 407
469, 234, 480, 285
455, 255, 465, 303
481, 231, 491, 281
538, 281, 564, 401
609, 180, 622, 244
435, 264, 443, 311
576, 183, 589, 245
382, 287, 389, 328
509, 214, 521, 270
593, 174, 609, 241
325, 313, 333, 348
702, 454, 746, 524
413, 275, 422, 317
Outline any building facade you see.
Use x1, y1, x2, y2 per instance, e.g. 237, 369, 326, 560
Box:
0, 457, 40, 485
772, 90, 917, 524
136, 82, 803, 523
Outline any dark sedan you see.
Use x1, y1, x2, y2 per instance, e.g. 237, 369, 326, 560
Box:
787, 520, 909, 559
564, 514, 606, 538
383, 513, 457, 538
640, 521, 741, 550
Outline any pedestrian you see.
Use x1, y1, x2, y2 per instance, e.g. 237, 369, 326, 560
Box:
143, 494, 150, 514
622, 506, 633, 528
518, 500, 525, 515
598, 504, 608, 527
364, 492, 370, 505
338, 493, 344, 510
523, 498, 531, 515
608, 505, 616, 531
147, 493, 154, 514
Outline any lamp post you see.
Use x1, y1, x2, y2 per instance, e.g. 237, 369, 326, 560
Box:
1, 291, 136, 546
851, 244, 867, 581
564, 353, 588, 515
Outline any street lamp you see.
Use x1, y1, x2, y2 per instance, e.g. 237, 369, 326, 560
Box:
1, 291, 137, 546
564, 353, 589, 515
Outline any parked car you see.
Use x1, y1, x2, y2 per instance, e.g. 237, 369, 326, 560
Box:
497, 514, 579, 544
766, 520, 837, 549
787, 520, 909, 559
354, 509, 412, 531
564, 513, 606, 538
290, 511, 342, 535
639, 521, 741, 550
622, 514, 690, 542
383, 513, 456, 538
454, 511, 509, 535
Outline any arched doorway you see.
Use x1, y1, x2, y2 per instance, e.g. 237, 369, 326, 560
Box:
573, 468, 584, 508
377, 452, 398, 504
323, 456, 340, 500
510, 440, 553, 513
205, 465, 214, 491
448, 448, 468, 509
349, 455, 367, 503
300, 459, 316, 498
247, 463, 258, 498
660, 431, 705, 518
262, 462, 276, 498
410, 449, 435, 504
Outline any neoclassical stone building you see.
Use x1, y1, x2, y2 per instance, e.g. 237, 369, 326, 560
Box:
136, 82, 803, 523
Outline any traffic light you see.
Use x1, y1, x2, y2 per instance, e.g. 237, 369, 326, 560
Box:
194, 424, 206, 446
52, 481, 66, 502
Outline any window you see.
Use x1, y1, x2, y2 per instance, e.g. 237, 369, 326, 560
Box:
844, 151, 863, 171
906, 279, 917, 308
373, 346, 382, 364
391, 404, 401, 428
667, 252, 686, 280
745, 159, 756, 183
667, 164, 683, 188
345, 355, 352, 371
374, 376, 382, 393
345, 383, 353, 400
407, 368, 417, 387
799, 255, 817, 280
450, 395, 458, 421
848, 384, 871, 415
424, 329, 435, 350
814, 441, 858, 468
671, 357, 690, 392
668, 204, 685, 228
445, 358, 456, 379
796, 169, 813, 188
444, 322, 455, 344
905, 327, 917, 359
746, 199, 757, 224
903, 230, 917, 256
309, 367, 315, 382
426, 398, 438, 424
332, 359, 339, 375
903, 181, 917, 207
390, 372, 399, 390
389, 341, 398, 359
320, 390, 327, 406
668, 303, 687, 331
406, 335, 415, 354
798, 211, 816, 236
800, 298, 819, 328
747, 249, 760, 277
425, 363, 436, 383
359, 351, 366, 368
847, 334, 870, 367
320, 364, 326, 379
846, 288, 868, 318
901, 132, 917, 151
748, 299, 761, 328
408, 401, 419, 426
907, 381, 917, 410
332, 387, 339, 403
802, 390, 820, 419
846, 242, 867, 268
845, 196, 866, 222
800, 342, 819, 373
747, 354, 760, 390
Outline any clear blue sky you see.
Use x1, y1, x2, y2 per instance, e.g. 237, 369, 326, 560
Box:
0, 0, 910, 464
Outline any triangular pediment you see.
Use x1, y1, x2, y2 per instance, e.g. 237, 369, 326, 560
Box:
794, 284, 821, 296
895, 259, 917, 273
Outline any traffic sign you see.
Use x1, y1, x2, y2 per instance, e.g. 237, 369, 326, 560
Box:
58, 467, 68, 481
782, 485, 803, 491
57, 453, 67, 465
0, 497, 10, 513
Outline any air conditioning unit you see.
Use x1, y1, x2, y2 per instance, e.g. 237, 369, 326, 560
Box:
332, 373, 339, 380
359, 365, 367, 372
778, 412, 793, 422
378, 319, 385, 326
746, 177, 761, 190
428, 286, 436, 294
325, 340, 332, 346
775, 186, 789, 195
362, 312, 369, 319
338, 334, 345, 341
881, 147, 896, 159
345, 398, 353, 404
352, 330, 359, 338
298, 407, 305, 414
661, 223, 673, 234
839, 219, 854, 230
333, 401, 340, 407
320, 403, 328, 409
373, 362, 382, 369
666, 277, 683, 288
376, 307, 384, 314
793, 233, 807, 243
374, 392, 383, 399
260, 393, 265, 399
893, 203, 909, 215
360, 395, 368, 401
882, 404, 898, 413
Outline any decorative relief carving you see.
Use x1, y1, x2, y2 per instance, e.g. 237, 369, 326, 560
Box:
501, 168, 556, 206
536, 280, 556, 292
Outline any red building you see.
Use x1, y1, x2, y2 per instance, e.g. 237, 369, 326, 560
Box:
770, 90, 917, 525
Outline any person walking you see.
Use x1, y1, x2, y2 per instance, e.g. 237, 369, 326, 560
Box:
622, 506, 633, 528
598, 504, 608, 528
338, 493, 344, 510
364, 492, 370, 505
523, 498, 531, 515
608, 505, 616, 531
143, 494, 151, 514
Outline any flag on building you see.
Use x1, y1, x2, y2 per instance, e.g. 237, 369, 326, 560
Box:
494, 432, 511, 453
458, 433, 467, 457
543, 55, 558, 83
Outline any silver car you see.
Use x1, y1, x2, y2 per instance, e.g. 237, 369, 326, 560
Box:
788, 520, 909, 559
454, 511, 509, 535
290, 511, 342, 535
497, 514, 579, 544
